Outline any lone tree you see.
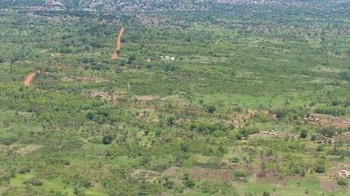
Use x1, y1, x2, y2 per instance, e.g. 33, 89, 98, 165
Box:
206, 105, 216, 114
300, 129, 308, 138
102, 135, 113, 145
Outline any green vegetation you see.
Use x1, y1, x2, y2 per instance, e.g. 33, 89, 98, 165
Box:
0, 0, 349, 195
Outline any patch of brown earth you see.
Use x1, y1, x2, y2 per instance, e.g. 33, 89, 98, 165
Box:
187, 167, 231, 183
131, 169, 160, 183
61, 76, 108, 83
162, 167, 179, 177
320, 180, 338, 192
16, 145, 42, 156
136, 95, 159, 101
306, 114, 350, 129
23, 72, 36, 86
111, 27, 125, 59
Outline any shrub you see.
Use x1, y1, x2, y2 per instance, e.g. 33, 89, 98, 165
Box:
263, 192, 270, 196
182, 173, 195, 188
315, 165, 326, 173
166, 116, 177, 126
318, 128, 336, 138
310, 135, 317, 141
206, 105, 217, 114
300, 130, 308, 138
82, 181, 92, 188
18, 168, 31, 174
316, 145, 324, 152
23, 178, 43, 186
102, 135, 113, 145
337, 178, 349, 186
86, 112, 94, 120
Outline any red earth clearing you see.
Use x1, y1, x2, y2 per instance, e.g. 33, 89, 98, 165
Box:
23, 72, 36, 86
111, 27, 125, 59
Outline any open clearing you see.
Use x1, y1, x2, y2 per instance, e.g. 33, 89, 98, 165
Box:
111, 27, 125, 59
16, 144, 42, 156
23, 72, 36, 86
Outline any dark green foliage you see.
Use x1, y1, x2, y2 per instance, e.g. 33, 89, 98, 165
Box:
18, 168, 31, 174
200, 181, 220, 194
82, 181, 92, 188
315, 165, 326, 174
316, 145, 324, 152
263, 192, 271, 196
0, 137, 18, 145
86, 112, 94, 120
300, 130, 308, 138
314, 107, 347, 116
163, 178, 174, 189
338, 72, 350, 82
166, 116, 177, 126
310, 135, 317, 141
337, 178, 349, 186
206, 105, 217, 114
182, 173, 195, 188
232, 170, 250, 182
23, 178, 43, 186
318, 127, 336, 138
102, 135, 113, 145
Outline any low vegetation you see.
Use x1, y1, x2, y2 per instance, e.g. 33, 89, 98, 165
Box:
0, 0, 349, 195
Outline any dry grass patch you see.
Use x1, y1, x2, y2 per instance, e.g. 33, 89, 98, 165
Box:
16, 145, 42, 156
131, 169, 160, 183
187, 167, 231, 183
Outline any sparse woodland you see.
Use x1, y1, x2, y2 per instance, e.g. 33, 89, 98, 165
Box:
0, 0, 349, 195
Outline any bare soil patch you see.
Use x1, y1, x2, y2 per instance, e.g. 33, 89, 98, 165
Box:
23, 72, 36, 86
187, 167, 231, 183
255, 170, 288, 186
88, 90, 126, 102
111, 27, 125, 59
320, 180, 338, 192
162, 166, 179, 177
131, 169, 160, 183
306, 114, 350, 129
61, 76, 108, 83
136, 95, 159, 101
16, 144, 42, 156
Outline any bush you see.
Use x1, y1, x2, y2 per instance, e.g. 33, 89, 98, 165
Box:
166, 116, 177, 126
82, 181, 92, 188
263, 192, 271, 196
163, 178, 174, 189
206, 105, 217, 114
86, 112, 94, 120
18, 168, 31, 174
337, 178, 349, 186
318, 128, 336, 138
300, 130, 308, 138
310, 135, 317, 141
200, 181, 219, 194
314, 106, 346, 116
23, 178, 43, 186
315, 165, 326, 173
316, 145, 324, 152
102, 135, 113, 145
182, 173, 195, 188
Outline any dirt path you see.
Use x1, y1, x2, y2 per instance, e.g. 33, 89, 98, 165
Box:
111, 27, 125, 59
23, 72, 36, 86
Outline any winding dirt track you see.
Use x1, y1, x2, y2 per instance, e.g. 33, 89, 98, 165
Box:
111, 27, 125, 59
23, 72, 36, 86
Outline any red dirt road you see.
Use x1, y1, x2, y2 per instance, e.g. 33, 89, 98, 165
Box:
111, 27, 125, 59
23, 72, 36, 86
